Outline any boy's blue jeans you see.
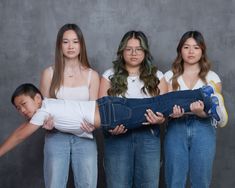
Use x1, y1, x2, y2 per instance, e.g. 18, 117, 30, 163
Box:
97, 88, 211, 131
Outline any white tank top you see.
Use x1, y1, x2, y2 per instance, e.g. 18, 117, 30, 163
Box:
49, 67, 92, 101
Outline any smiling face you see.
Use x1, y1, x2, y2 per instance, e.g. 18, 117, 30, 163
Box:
62, 30, 81, 59
123, 38, 145, 72
181, 37, 202, 65
14, 94, 42, 120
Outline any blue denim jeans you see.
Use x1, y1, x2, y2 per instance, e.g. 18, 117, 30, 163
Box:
104, 127, 161, 188
43, 131, 97, 188
164, 116, 216, 188
97, 88, 211, 131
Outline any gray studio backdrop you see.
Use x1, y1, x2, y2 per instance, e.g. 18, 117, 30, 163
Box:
0, 0, 235, 187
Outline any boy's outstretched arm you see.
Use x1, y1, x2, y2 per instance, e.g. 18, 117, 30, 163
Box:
0, 123, 40, 157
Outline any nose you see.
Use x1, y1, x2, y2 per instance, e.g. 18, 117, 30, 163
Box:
68, 41, 74, 49
131, 49, 137, 55
20, 107, 27, 114
189, 47, 194, 53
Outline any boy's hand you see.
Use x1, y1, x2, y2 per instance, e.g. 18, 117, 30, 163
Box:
0, 122, 40, 157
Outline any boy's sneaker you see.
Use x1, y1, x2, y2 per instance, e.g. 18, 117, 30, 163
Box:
201, 81, 219, 97
209, 93, 228, 127
209, 96, 220, 121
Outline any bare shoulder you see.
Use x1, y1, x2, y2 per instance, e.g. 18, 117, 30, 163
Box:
81, 67, 100, 79
41, 66, 53, 77
89, 68, 100, 87
90, 68, 100, 80
40, 66, 53, 96
98, 77, 110, 97
158, 77, 168, 94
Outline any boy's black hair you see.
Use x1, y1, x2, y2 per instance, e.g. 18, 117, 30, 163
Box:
11, 83, 44, 105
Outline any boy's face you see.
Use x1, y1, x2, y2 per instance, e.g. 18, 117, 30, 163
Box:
14, 94, 41, 120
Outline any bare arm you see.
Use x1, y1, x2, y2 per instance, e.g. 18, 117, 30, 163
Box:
158, 77, 168, 95
39, 67, 55, 129
89, 70, 100, 100
165, 79, 185, 118
0, 123, 40, 157
98, 77, 110, 98
39, 67, 53, 97
81, 70, 100, 132
145, 77, 168, 124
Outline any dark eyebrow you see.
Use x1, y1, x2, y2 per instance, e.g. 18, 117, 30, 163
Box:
183, 43, 199, 46
125, 46, 142, 48
63, 38, 79, 40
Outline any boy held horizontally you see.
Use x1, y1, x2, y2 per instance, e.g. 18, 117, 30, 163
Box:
0, 83, 227, 157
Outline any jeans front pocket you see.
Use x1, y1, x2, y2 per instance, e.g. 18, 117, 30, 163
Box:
112, 103, 131, 123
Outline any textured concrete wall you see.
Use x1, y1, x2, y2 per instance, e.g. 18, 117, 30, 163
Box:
0, 0, 234, 187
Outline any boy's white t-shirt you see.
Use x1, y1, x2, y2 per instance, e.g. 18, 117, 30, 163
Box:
164, 70, 221, 90
30, 98, 96, 139
102, 68, 164, 98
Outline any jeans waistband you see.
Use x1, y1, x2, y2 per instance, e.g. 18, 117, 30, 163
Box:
46, 128, 60, 134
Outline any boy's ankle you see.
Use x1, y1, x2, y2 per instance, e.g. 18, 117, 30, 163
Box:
211, 93, 228, 127
201, 81, 220, 98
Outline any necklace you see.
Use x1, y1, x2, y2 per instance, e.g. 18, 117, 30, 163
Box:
65, 72, 74, 78
64, 67, 79, 78
128, 70, 139, 82
129, 71, 139, 76
65, 72, 74, 77
129, 75, 138, 82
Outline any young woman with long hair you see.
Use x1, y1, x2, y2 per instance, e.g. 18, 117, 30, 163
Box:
164, 30, 222, 188
99, 30, 167, 188
40, 23, 99, 188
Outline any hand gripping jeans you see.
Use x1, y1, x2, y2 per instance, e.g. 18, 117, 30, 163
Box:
97, 88, 212, 131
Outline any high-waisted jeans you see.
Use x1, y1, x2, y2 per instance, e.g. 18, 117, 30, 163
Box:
44, 131, 97, 188
164, 115, 216, 188
97, 88, 212, 131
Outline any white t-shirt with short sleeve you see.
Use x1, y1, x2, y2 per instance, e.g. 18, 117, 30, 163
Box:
102, 68, 164, 98
164, 70, 221, 90
30, 98, 96, 139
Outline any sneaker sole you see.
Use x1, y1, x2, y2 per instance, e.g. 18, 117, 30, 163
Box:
209, 80, 220, 94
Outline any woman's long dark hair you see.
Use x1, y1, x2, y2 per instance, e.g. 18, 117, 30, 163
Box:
49, 23, 90, 98
108, 31, 160, 97
171, 31, 211, 90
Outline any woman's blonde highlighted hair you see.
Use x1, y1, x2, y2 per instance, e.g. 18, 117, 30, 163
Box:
108, 31, 160, 97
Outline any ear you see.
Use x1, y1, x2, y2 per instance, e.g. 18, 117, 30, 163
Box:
34, 93, 42, 105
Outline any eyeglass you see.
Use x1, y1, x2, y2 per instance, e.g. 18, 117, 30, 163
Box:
124, 47, 144, 55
